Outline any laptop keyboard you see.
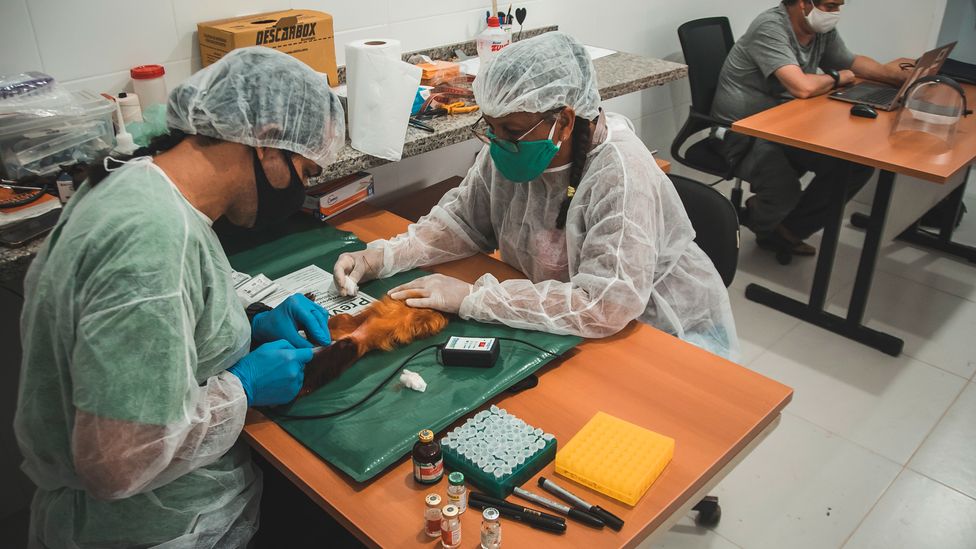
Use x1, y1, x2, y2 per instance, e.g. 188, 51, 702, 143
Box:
852, 86, 898, 106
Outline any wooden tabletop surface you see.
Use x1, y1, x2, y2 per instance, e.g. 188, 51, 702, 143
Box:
732, 82, 976, 183
242, 205, 793, 548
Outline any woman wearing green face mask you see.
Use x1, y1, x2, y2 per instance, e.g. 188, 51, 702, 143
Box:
332, 32, 740, 360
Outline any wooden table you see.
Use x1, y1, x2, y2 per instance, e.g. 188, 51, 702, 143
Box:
733, 82, 976, 356
242, 205, 792, 548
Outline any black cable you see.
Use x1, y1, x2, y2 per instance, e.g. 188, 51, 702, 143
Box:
494, 337, 560, 359
272, 337, 565, 421
271, 343, 441, 421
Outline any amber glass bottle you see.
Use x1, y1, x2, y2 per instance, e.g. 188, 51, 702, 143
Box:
412, 429, 443, 484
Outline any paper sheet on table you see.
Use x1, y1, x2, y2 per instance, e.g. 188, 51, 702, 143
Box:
457, 45, 617, 77
263, 264, 377, 316
585, 45, 617, 60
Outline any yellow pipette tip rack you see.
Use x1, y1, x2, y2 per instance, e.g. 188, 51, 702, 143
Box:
554, 412, 674, 506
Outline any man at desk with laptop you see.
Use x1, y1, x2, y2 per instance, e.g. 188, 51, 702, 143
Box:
711, 0, 911, 260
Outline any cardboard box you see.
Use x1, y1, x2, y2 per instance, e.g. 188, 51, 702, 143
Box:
302, 172, 374, 220
198, 9, 339, 86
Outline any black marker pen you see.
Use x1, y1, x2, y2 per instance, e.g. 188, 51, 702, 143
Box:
468, 492, 566, 533
538, 476, 625, 531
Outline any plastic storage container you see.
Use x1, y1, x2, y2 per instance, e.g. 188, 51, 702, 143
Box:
0, 89, 115, 179
554, 411, 674, 506
131, 65, 168, 113
440, 405, 557, 498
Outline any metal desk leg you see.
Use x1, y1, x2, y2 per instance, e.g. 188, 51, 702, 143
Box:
851, 169, 976, 263
746, 170, 905, 356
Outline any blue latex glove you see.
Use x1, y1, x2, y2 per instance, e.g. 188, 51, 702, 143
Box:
228, 340, 314, 406
252, 294, 332, 349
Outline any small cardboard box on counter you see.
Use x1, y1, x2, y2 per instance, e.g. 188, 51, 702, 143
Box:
302, 172, 374, 220
198, 9, 339, 86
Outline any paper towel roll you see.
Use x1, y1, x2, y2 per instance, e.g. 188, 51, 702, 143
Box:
345, 39, 422, 161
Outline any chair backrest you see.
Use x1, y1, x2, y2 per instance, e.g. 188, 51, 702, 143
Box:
668, 174, 739, 287
677, 17, 735, 115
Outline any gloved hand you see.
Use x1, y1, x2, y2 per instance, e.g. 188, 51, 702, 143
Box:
333, 248, 384, 296
228, 340, 313, 406
387, 274, 473, 315
252, 294, 331, 349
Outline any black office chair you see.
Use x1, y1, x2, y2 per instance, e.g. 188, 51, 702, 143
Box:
670, 174, 739, 288
671, 17, 749, 213
668, 173, 739, 528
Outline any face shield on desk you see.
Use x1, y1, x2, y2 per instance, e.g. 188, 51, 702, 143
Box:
890, 75, 972, 152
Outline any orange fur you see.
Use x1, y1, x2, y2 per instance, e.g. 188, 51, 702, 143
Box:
299, 297, 448, 396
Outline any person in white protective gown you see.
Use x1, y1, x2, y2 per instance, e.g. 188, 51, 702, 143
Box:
14, 47, 344, 548
333, 32, 739, 360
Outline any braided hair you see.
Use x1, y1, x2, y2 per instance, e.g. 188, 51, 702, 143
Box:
555, 115, 594, 229
86, 130, 217, 187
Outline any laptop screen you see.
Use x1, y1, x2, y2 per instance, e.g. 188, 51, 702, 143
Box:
893, 42, 957, 104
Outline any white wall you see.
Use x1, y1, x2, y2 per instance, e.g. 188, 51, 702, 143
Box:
939, 0, 976, 64
0, 0, 949, 202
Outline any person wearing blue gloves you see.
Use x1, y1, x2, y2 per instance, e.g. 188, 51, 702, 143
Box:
233, 294, 332, 406
14, 48, 344, 548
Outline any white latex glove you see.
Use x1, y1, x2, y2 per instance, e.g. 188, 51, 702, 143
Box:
333, 248, 384, 296
387, 274, 473, 315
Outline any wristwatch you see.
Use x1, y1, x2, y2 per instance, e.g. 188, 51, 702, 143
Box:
245, 301, 272, 324
825, 69, 841, 89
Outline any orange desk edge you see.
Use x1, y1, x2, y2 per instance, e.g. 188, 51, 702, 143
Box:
732, 83, 976, 184
242, 204, 793, 548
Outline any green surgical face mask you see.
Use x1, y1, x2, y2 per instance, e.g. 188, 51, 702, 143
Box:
489, 118, 562, 183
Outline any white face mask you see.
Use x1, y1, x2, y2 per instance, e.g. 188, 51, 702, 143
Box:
804, 3, 841, 33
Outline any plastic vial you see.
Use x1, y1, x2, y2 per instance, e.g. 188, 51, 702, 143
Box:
480, 507, 502, 549
447, 472, 468, 514
425, 493, 443, 538
412, 429, 443, 484
441, 504, 462, 548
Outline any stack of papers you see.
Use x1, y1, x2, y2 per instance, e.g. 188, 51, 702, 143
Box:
232, 264, 377, 316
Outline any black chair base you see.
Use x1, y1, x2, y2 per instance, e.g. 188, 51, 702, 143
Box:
693, 496, 722, 527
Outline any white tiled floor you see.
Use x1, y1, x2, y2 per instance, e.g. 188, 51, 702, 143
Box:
645, 183, 976, 549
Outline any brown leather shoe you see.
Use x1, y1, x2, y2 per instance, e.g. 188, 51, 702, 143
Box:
776, 225, 816, 256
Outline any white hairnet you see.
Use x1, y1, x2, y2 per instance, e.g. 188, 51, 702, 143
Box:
168, 47, 345, 168
473, 32, 601, 119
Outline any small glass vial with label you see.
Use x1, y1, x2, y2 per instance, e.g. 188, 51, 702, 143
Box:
441, 504, 461, 548
424, 493, 443, 538
447, 472, 467, 514
480, 507, 501, 549
412, 429, 443, 484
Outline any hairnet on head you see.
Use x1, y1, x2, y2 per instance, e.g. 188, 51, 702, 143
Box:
167, 47, 345, 168
473, 32, 601, 120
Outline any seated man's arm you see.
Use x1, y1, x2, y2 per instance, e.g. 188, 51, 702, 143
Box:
774, 64, 854, 99
851, 55, 909, 86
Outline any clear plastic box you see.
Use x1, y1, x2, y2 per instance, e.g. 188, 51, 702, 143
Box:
0, 89, 116, 179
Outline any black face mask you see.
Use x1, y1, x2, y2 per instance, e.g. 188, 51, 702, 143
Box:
250, 147, 306, 230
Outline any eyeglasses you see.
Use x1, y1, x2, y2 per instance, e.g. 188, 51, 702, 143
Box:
469, 111, 560, 153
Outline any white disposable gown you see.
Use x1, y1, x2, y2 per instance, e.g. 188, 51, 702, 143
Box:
372, 114, 739, 359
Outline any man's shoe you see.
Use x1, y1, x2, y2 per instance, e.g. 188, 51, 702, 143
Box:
776, 225, 816, 256
756, 233, 794, 265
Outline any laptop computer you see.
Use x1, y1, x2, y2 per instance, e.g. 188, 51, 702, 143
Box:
829, 42, 956, 111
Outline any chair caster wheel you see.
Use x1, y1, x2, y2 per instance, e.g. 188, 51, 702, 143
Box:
775, 249, 793, 265
693, 496, 721, 527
